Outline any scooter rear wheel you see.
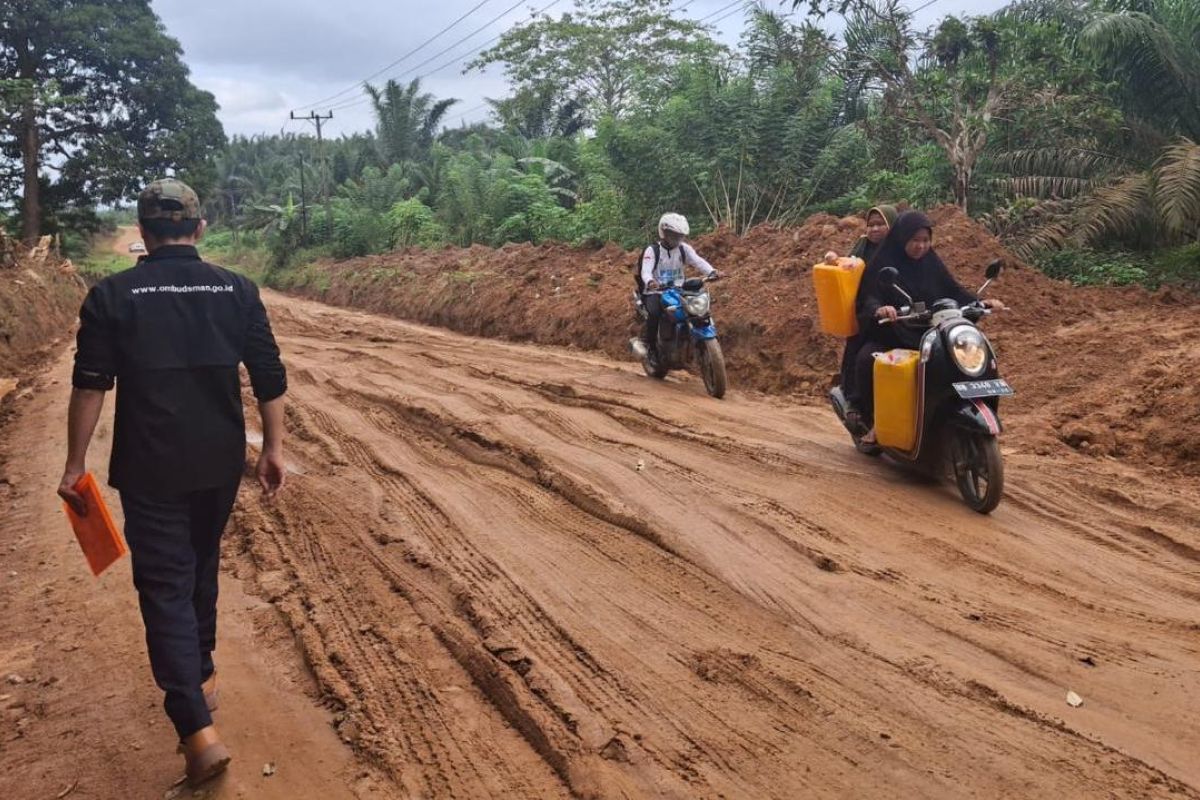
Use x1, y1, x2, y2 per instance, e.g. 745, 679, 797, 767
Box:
951, 432, 1004, 514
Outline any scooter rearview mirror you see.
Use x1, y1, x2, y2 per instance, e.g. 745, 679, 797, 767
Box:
978, 259, 1004, 296
879, 266, 914, 304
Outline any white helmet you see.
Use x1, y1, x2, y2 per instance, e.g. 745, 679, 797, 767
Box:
658, 212, 690, 239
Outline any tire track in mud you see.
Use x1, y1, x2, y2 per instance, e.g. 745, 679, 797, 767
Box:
235, 400, 576, 797
291, 386, 809, 797
227, 293, 1200, 798
274, 390, 895, 795
333, 359, 1195, 640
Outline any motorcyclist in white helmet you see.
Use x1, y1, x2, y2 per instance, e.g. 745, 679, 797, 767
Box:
632, 213, 720, 359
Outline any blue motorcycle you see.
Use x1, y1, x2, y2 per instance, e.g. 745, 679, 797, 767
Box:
632, 275, 727, 398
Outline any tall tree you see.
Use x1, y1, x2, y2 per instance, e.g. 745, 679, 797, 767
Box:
1, 0, 224, 243
470, 0, 725, 120
840, 0, 1011, 213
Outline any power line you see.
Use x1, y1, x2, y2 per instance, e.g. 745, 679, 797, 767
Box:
322, 0, 755, 124
291, 111, 334, 232
292, 0, 498, 112
324, 0, 537, 112
326, 0, 565, 114
696, 0, 745, 24
458, 101, 493, 118
708, 3, 749, 27
444, 0, 705, 126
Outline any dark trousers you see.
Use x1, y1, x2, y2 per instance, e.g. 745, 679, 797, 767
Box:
640, 293, 664, 350
120, 481, 240, 739
839, 333, 864, 399
852, 339, 892, 424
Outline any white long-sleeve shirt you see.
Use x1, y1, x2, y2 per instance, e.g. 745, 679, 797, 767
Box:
640, 242, 715, 287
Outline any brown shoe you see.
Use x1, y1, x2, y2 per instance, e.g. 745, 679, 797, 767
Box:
183, 726, 232, 787
202, 672, 219, 713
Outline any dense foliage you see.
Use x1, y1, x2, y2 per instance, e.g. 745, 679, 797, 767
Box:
203, 0, 1197, 283
1, 0, 224, 244
10, 0, 1197, 287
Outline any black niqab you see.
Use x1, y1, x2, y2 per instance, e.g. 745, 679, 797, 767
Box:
855, 211, 976, 335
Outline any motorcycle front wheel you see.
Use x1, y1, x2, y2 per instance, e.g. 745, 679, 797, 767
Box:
950, 432, 1004, 514
698, 339, 727, 399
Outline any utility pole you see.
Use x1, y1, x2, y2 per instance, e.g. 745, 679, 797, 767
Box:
297, 150, 310, 245
291, 110, 334, 236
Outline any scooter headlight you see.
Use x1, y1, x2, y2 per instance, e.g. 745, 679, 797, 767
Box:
684, 293, 711, 317
949, 325, 989, 377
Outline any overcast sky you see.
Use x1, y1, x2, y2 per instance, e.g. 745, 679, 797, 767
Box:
150, 0, 1009, 140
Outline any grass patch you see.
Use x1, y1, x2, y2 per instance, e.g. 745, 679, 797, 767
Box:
1035, 246, 1200, 290
201, 242, 271, 284
79, 251, 134, 280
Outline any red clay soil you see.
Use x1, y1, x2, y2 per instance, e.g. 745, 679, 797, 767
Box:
0, 231, 86, 399
282, 206, 1200, 474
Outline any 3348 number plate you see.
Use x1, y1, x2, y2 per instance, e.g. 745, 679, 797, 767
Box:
953, 379, 1014, 399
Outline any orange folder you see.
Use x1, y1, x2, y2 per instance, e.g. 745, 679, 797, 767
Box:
63, 472, 127, 576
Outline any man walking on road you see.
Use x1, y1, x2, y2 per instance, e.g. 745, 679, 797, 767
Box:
56, 179, 288, 787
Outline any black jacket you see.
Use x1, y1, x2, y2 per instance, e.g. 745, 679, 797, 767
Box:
73, 245, 286, 498
854, 211, 976, 347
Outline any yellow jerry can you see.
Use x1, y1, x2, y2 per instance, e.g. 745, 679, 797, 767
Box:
873, 349, 921, 451
812, 258, 866, 337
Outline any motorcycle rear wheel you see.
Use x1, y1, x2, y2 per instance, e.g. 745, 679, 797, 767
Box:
698, 339, 727, 399
950, 432, 1004, 514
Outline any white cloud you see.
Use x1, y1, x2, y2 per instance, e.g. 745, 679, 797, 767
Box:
203, 77, 288, 117
155, 0, 1014, 139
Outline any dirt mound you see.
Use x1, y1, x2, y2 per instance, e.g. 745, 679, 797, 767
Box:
281, 206, 1200, 474
0, 231, 85, 401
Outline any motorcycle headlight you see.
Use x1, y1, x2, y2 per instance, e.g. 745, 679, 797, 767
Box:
949, 325, 989, 377
684, 294, 711, 317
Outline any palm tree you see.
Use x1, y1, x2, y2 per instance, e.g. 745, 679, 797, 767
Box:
487, 86, 588, 140
364, 79, 458, 167
999, 0, 1200, 254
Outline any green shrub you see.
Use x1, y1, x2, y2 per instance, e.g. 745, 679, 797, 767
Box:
1149, 244, 1200, 289
1036, 249, 1148, 286
388, 198, 445, 248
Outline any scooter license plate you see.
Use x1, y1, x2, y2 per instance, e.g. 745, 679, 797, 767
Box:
953, 379, 1014, 399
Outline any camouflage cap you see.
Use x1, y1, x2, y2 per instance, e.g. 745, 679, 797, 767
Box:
137, 179, 201, 222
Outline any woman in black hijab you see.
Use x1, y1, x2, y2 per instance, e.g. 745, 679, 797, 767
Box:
847, 210, 1003, 439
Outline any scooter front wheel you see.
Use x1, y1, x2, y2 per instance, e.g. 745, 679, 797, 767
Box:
950, 432, 1004, 514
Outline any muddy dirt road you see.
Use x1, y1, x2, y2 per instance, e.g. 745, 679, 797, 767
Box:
108, 225, 142, 256
3, 289, 1199, 798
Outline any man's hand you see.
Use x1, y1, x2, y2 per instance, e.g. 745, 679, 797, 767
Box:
876, 305, 899, 321
58, 467, 88, 516
646, 279, 661, 291
983, 298, 1006, 311
257, 449, 286, 500
61, 387, 106, 517
707, 269, 722, 281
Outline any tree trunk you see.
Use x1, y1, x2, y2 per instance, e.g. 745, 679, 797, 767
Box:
18, 43, 41, 246
20, 101, 40, 245
954, 164, 970, 214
